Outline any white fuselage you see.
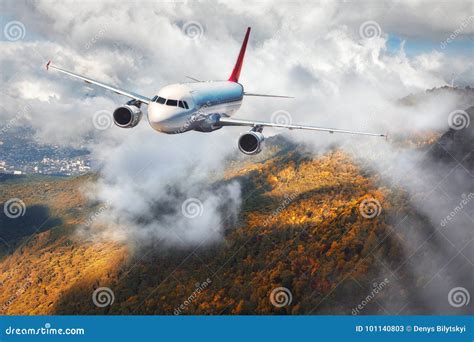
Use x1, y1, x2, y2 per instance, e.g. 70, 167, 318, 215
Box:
147, 81, 243, 133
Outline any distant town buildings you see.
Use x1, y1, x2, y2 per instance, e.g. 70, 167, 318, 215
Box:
0, 131, 92, 176
0, 155, 91, 176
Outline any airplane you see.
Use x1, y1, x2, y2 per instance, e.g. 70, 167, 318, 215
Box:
46, 27, 385, 155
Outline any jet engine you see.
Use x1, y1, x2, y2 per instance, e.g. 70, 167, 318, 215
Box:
238, 130, 264, 155
113, 103, 142, 128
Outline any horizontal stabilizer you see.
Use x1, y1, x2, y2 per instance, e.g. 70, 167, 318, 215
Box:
243, 92, 294, 99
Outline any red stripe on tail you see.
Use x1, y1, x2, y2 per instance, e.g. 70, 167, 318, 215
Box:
228, 27, 251, 83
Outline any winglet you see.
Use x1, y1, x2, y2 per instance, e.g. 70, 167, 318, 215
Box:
46, 60, 51, 71
228, 27, 251, 83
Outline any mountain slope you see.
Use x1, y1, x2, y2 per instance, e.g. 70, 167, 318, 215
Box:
1, 106, 472, 315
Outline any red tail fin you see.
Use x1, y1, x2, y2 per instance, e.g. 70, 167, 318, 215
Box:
228, 27, 251, 83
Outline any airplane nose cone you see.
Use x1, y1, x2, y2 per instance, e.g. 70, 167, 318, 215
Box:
147, 103, 160, 122
148, 103, 178, 121
148, 103, 167, 131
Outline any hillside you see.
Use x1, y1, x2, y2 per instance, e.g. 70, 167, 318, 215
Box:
0, 108, 472, 315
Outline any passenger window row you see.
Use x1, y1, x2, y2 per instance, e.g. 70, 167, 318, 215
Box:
151, 96, 189, 109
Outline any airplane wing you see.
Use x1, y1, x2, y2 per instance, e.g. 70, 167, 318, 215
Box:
217, 117, 386, 137
45, 61, 151, 104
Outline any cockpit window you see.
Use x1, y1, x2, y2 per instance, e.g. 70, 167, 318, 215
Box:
152, 96, 166, 104
178, 101, 189, 109
153, 96, 188, 108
